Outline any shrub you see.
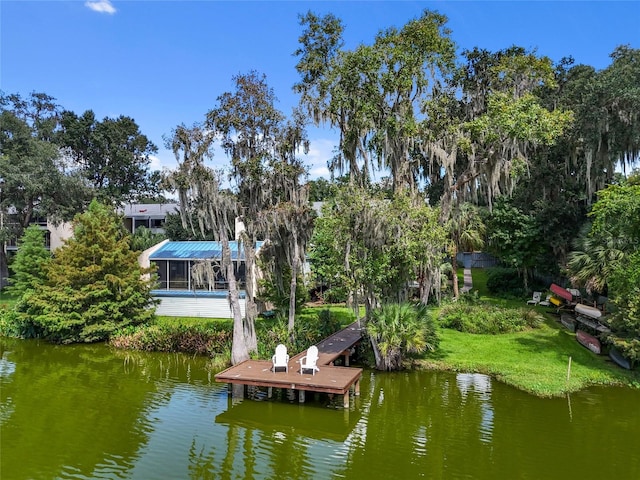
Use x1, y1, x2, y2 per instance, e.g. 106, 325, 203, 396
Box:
321, 287, 349, 304
366, 302, 439, 370
0, 305, 41, 338
110, 323, 231, 356
485, 267, 526, 297
439, 303, 544, 334
602, 334, 640, 368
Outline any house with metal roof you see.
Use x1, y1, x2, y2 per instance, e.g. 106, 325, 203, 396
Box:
140, 240, 264, 318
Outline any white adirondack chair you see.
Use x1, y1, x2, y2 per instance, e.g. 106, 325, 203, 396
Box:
539, 294, 552, 307
300, 345, 320, 375
272, 344, 289, 373
527, 291, 542, 305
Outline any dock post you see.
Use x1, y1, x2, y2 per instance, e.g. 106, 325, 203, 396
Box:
344, 353, 350, 367
231, 383, 244, 404
267, 387, 273, 399
343, 392, 350, 408
299, 390, 306, 403
354, 379, 360, 396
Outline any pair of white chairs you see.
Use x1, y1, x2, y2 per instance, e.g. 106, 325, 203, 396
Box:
272, 344, 319, 375
527, 291, 551, 306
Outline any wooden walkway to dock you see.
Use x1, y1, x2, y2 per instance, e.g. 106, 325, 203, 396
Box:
215, 321, 364, 407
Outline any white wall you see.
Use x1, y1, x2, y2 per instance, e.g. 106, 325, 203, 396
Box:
47, 221, 73, 251
154, 295, 246, 319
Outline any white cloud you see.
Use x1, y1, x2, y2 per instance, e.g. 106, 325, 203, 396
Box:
85, 1, 116, 15
300, 138, 336, 180
148, 154, 166, 172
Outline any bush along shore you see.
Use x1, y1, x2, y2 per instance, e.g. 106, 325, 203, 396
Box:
106, 299, 640, 398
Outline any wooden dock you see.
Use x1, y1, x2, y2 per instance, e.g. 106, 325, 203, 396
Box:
215, 321, 363, 407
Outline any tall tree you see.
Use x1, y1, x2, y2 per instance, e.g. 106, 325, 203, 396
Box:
295, 10, 456, 192
422, 46, 573, 214
6, 224, 50, 298
164, 123, 249, 365
0, 92, 89, 287
206, 71, 312, 337
57, 110, 158, 205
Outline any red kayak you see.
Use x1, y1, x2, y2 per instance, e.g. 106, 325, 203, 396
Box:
576, 330, 601, 355
550, 283, 573, 302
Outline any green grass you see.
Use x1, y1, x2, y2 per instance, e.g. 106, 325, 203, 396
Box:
153, 315, 231, 329
0, 291, 19, 309
421, 319, 639, 397
419, 269, 640, 397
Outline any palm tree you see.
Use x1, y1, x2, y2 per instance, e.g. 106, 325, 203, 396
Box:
567, 227, 625, 296
447, 203, 486, 298
366, 303, 438, 371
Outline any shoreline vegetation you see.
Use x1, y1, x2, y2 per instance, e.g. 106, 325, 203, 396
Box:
3, 269, 638, 398
110, 306, 639, 398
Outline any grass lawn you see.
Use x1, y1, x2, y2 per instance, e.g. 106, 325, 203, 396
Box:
0, 291, 19, 309
419, 269, 640, 397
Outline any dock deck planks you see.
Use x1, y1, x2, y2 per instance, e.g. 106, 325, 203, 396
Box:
214, 321, 364, 405
214, 360, 362, 395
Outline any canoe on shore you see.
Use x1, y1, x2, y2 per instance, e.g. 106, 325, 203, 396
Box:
609, 348, 632, 370
560, 314, 576, 332
576, 330, 601, 355
575, 303, 602, 320
550, 283, 573, 302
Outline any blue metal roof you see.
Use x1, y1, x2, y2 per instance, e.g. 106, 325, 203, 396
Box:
149, 241, 264, 261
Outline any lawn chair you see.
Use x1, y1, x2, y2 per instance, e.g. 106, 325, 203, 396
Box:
527, 292, 542, 305
539, 294, 552, 307
300, 345, 320, 375
272, 344, 289, 373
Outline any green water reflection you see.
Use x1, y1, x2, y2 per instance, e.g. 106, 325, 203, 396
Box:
1, 337, 639, 479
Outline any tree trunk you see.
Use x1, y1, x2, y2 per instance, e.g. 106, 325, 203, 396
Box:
418, 267, 431, 305
225, 240, 249, 365
242, 239, 258, 353
452, 247, 459, 298
369, 335, 385, 371
287, 237, 299, 333
0, 250, 9, 289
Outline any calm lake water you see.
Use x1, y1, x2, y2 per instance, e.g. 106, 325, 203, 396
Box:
1, 337, 639, 480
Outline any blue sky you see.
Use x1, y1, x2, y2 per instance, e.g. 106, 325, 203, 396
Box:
2, 1, 639, 180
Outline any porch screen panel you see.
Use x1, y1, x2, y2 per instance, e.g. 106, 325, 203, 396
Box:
154, 260, 168, 289
168, 260, 189, 290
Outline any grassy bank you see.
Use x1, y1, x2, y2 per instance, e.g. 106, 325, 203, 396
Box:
418, 269, 640, 397
420, 319, 639, 397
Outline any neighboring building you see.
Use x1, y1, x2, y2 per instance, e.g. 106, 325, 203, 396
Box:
4, 216, 73, 253
140, 240, 264, 319
122, 203, 178, 235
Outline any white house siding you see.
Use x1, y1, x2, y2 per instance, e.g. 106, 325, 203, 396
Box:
47, 221, 73, 251
154, 295, 246, 319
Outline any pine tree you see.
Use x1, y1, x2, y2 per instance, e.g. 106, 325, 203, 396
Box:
23, 200, 157, 343
7, 225, 51, 298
